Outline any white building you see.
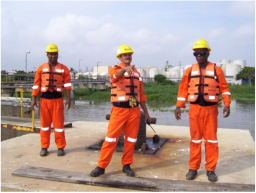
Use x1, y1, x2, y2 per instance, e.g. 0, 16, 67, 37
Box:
84, 59, 246, 84
217, 59, 245, 84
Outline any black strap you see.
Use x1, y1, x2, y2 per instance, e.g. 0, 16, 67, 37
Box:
112, 101, 139, 108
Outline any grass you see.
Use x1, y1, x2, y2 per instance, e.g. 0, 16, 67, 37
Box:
228, 84, 255, 100
21, 83, 255, 106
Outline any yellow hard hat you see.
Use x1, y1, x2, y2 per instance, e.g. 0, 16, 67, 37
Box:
116, 45, 134, 58
192, 39, 211, 51
46, 43, 59, 53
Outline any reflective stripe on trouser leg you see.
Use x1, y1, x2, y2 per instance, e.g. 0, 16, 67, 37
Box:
40, 98, 52, 148
203, 105, 219, 171
98, 106, 130, 168
52, 98, 66, 149
122, 107, 141, 166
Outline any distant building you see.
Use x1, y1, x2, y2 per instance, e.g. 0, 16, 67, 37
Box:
85, 60, 245, 84
216, 59, 245, 85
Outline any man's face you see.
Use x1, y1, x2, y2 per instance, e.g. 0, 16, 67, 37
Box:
119, 53, 132, 65
193, 49, 209, 64
47, 52, 58, 64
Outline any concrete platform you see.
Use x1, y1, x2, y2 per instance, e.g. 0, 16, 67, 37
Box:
1, 121, 255, 192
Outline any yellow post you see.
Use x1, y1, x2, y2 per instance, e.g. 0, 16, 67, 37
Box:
20, 86, 24, 118
15, 83, 17, 98
32, 110, 35, 131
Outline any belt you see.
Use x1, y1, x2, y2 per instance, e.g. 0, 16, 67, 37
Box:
112, 101, 139, 108
40, 91, 63, 99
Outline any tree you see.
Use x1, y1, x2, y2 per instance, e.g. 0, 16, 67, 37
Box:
154, 74, 166, 84
236, 66, 255, 85
1, 70, 7, 75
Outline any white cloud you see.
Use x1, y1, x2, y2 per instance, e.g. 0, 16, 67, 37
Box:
232, 24, 255, 40
209, 28, 227, 39
1, 1, 255, 71
229, 1, 255, 17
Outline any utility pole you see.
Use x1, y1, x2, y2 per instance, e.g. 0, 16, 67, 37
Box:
97, 62, 100, 80
79, 59, 83, 73
25, 51, 30, 73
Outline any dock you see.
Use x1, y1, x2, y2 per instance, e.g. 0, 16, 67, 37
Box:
1, 121, 255, 192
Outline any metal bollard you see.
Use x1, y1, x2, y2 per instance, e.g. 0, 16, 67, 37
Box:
105, 111, 156, 150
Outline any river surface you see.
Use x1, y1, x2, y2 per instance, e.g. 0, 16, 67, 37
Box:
1, 99, 255, 140
63, 99, 255, 138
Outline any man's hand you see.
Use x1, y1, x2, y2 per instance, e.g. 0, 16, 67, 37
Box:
31, 96, 38, 111
223, 106, 230, 118
174, 107, 181, 120
123, 65, 135, 75
65, 98, 71, 111
144, 113, 151, 124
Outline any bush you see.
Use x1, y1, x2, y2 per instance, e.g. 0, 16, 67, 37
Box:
154, 74, 166, 84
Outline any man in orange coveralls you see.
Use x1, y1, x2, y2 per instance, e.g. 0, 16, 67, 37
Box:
174, 39, 231, 182
90, 45, 151, 177
31, 43, 71, 157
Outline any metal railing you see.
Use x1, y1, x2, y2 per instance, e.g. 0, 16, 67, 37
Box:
1, 84, 35, 130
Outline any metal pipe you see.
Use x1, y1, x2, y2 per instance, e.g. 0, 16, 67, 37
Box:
20, 86, 24, 118
32, 110, 35, 130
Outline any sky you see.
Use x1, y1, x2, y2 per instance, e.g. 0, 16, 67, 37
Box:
1, 0, 255, 72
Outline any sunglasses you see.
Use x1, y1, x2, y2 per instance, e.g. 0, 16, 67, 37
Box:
193, 51, 208, 57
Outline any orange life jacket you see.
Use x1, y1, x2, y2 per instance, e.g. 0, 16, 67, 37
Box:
41, 63, 64, 93
188, 63, 219, 103
111, 67, 141, 103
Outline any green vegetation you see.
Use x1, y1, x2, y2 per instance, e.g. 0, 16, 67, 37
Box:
16, 80, 256, 107
74, 82, 255, 105
75, 88, 111, 102
229, 84, 255, 100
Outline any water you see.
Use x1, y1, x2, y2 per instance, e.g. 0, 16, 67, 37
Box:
64, 100, 255, 139
1, 99, 255, 140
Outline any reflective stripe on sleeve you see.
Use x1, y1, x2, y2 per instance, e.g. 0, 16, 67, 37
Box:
222, 92, 231, 95
64, 83, 71, 87
139, 77, 142, 81
55, 128, 64, 132
41, 127, 49, 131
32, 85, 39, 89
113, 74, 116, 79
105, 137, 116, 142
127, 137, 137, 143
177, 97, 186, 101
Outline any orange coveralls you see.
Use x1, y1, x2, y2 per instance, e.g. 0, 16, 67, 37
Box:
176, 62, 231, 171
32, 63, 71, 149
97, 63, 147, 169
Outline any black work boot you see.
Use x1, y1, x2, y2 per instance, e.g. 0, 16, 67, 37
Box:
40, 148, 48, 157
57, 148, 65, 156
122, 164, 135, 177
207, 171, 218, 182
186, 169, 197, 180
90, 166, 105, 177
